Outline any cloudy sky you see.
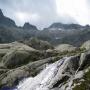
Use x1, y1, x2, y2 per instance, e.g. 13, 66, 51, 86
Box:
0, 0, 90, 29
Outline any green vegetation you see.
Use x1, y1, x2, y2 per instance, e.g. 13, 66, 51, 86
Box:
57, 47, 86, 57
73, 69, 90, 90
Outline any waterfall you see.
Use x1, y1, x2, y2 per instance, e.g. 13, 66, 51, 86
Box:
15, 56, 84, 90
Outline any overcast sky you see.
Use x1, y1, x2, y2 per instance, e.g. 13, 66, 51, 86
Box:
0, 0, 90, 29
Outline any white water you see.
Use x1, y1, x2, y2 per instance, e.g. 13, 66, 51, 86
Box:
16, 56, 84, 90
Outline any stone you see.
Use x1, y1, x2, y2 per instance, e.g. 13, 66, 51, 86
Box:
55, 44, 77, 52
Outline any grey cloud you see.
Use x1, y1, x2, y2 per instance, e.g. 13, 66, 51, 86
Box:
0, 0, 78, 29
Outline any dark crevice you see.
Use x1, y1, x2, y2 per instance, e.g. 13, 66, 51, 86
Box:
52, 76, 69, 88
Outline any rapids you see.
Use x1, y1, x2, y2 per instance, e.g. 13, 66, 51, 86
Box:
15, 56, 84, 90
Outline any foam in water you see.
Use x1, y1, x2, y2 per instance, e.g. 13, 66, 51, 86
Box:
15, 56, 85, 90
16, 57, 71, 90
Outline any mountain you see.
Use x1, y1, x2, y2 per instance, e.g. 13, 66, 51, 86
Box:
36, 23, 90, 46
0, 9, 39, 43
0, 9, 90, 46
44, 23, 86, 31
23, 22, 38, 30
0, 9, 4, 17
0, 9, 16, 27
49, 23, 83, 29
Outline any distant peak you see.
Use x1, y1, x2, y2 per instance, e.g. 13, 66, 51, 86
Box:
24, 22, 31, 27
23, 22, 38, 30
0, 9, 16, 27
49, 22, 83, 30
0, 9, 4, 17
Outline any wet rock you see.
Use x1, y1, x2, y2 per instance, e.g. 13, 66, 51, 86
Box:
0, 68, 30, 87
79, 50, 90, 70
0, 57, 59, 88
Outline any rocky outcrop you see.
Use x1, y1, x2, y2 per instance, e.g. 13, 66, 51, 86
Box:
55, 44, 77, 52
2, 50, 30, 68
81, 40, 90, 50
16, 51, 90, 90
0, 41, 35, 55
0, 68, 30, 87
0, 42, 57, 88
1, 42, 48, 69
0, 57, 59, 88
0, 41, 70, 88
22, 38, 54, 50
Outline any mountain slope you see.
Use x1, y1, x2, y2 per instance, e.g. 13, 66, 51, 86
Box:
0, 9, 39, 43
0, 9, 16, 27
0, 9, 90, 46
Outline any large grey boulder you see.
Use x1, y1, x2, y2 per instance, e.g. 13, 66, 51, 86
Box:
0, 68, 30, 87
55, 44, 77, 52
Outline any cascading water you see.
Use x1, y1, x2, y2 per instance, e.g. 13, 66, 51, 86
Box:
15, 56, 84, 90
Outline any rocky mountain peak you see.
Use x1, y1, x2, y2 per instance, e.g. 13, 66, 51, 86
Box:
48, 23, 83, 30
23, 22, 38, 30
0, 9, 16, 27
0, 9, 4, 17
